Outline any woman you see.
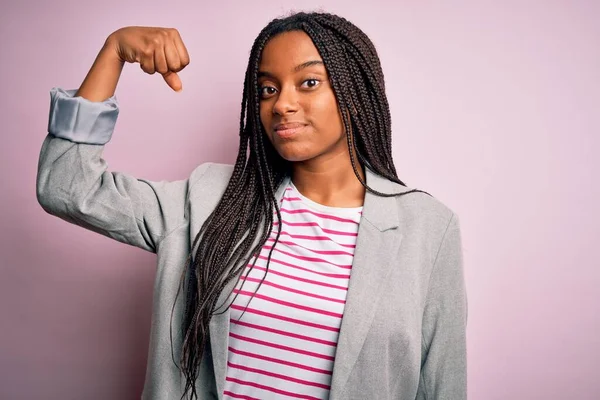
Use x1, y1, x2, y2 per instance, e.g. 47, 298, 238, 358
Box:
37, 11, 467, 400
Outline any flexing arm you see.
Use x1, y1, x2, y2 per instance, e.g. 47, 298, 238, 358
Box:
36, 27, 204, 253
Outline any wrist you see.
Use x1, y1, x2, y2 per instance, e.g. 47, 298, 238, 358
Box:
101, 35, 124, 64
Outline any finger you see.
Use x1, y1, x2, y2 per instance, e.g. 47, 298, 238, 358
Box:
165, 39, 182, 72
172, 30, 190, 67
154, 45, 169, 75
163, 71, 182, 92
140, 52, 156, 74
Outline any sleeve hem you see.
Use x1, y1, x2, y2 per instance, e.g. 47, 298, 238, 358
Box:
48, 87, 119, 145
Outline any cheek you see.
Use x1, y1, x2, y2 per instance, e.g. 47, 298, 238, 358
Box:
307, 93, 343, 135
259, 103, 273, 138
259, 103, 269, 127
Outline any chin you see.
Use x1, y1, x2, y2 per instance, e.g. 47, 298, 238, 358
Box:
273, 144, 316, 163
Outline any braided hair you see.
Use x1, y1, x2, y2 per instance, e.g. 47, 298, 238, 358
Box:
172, 11, 431, 399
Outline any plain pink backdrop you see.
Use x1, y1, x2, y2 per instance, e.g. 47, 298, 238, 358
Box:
1, 0, 598, 399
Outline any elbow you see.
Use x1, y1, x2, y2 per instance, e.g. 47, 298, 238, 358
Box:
36, 171, 67, 216
36, 179, 55, 214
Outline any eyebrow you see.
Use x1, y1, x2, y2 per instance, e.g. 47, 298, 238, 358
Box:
258, 60, 325, 78
294, 60, 324, 72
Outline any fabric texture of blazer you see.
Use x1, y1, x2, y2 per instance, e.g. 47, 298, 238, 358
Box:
36, 88, 468, 399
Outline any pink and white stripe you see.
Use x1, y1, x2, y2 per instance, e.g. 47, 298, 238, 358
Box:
222, 181, 363, 399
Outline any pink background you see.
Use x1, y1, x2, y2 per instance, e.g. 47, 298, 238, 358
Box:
1, 1, 598, 399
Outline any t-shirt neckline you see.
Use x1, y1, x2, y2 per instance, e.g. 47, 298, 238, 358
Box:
287, 180, 364, 216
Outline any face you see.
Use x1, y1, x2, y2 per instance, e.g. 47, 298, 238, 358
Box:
258, 30, 347, 163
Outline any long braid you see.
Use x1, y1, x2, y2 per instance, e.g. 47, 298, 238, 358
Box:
173, 11, 432, 400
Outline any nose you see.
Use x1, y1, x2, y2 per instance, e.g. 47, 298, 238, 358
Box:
272, 85, 299, 116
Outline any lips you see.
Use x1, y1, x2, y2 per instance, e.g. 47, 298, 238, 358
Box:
275, 122, 306, 131
273, 122, 308, 138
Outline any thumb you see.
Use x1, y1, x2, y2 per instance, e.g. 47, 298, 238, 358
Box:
162, 71, 182, 92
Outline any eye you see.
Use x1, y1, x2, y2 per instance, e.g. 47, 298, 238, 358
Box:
260, 85, 277, 98
301, 78, 320, 89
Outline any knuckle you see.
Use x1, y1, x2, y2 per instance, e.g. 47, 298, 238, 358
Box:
167, 56, 182, 71
142, 47, 153, 57
157, 64, 168, 74
140, 63, 154, 74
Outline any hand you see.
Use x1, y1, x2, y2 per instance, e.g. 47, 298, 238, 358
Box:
107, 26, 190, 92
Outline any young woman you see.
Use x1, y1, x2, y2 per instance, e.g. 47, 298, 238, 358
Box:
37, 12, 467, 400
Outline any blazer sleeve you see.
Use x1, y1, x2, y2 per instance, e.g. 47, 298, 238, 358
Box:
36, 87, 210, 253
416, 212, 468, 399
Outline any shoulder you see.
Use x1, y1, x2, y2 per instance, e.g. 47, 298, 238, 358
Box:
384, 180, 462, 268
367, 168, 458, 232
187, 162, 235, 199
188, 162, 234, 187
398, 184, 457, 226
385, 178, 460, 244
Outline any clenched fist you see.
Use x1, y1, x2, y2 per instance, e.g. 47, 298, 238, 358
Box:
107, 26, 190, 92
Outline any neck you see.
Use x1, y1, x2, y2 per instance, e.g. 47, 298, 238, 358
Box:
291, 148, 366, 208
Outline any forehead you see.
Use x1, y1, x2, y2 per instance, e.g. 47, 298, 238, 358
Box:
259, 30, 322, 71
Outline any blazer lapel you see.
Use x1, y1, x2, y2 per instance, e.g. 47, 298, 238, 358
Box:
329, 168, 412, 399
208, 175, 291, 399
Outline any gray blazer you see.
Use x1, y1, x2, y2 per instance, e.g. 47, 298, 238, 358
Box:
37, 88, 467, 399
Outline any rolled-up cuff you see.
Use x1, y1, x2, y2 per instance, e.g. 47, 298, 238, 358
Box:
48, 87, 119, 145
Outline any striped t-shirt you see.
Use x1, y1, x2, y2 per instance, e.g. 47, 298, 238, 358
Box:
222, 180, 363, 400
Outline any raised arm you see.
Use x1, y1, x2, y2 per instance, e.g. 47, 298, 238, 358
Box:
36, 27, 206, 253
